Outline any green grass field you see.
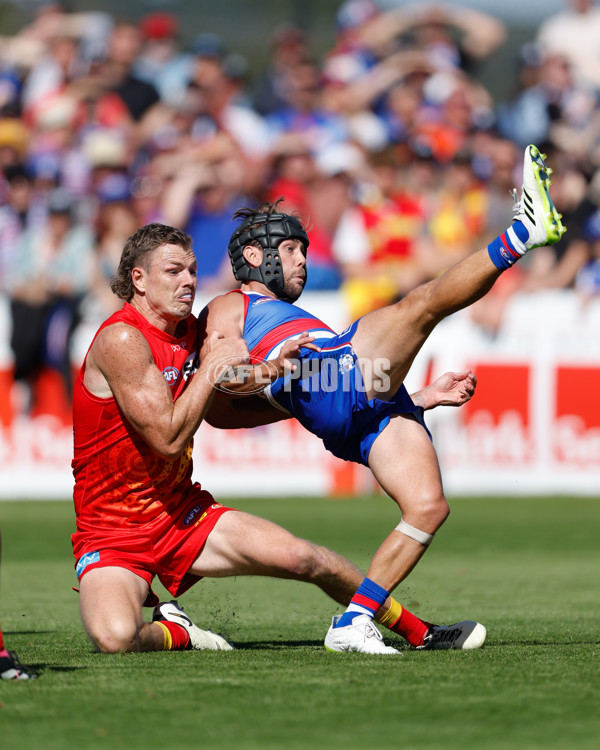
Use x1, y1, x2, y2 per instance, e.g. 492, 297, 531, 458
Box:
1, 495, 599, 750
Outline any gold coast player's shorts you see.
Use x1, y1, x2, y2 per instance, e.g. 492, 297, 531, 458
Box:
73, 486, 233, 605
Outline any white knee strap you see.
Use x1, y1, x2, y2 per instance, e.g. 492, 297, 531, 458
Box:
395, 520, 434, 546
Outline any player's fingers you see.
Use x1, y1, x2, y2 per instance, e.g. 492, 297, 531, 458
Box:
451, 369, 471, 381
296, 333, 318, 348
282, 358, 298, 372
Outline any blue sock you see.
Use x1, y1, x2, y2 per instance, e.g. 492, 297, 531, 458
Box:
487, 221, 530, 270
334, 577, 389, 628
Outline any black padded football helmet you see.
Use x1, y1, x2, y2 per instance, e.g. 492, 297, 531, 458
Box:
228, 210, 309, 299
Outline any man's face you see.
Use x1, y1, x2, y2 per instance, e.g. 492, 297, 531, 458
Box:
138, 243, 197, 323
278, 237, 307, 302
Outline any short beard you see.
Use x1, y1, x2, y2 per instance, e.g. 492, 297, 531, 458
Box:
280, 278, 305, 303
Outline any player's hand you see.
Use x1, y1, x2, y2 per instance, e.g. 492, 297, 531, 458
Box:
413, 370, 477, 410
270, 332, 320, 378
201, 332, 250, 386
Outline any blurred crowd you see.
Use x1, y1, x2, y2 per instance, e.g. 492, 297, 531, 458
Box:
2, 0, 600, 412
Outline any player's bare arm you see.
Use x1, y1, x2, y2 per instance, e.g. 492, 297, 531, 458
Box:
199, 293, 246, 347
205, 393, 291, 429
200, 294, 318, 395
85, 322, 248, 459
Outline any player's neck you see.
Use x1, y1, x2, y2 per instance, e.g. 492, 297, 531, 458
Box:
241, 281, 276, 299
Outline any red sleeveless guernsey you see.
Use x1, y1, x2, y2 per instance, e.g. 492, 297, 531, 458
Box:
71, 303, 199, 553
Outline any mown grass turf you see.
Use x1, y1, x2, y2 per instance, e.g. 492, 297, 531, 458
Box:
1, 496, 598, 750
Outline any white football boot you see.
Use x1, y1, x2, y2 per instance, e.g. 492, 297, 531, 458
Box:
324, 614, 399, 655
416, 620, 487, 650
509, 143, 566, 252
153, 600, 234, 651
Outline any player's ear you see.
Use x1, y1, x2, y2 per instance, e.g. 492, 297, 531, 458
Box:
242, 244, 262, 269
132, 266, 145, 294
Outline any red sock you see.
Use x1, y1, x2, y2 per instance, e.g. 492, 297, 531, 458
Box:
157, 620, 190, 650
388, 608, 431, 648
0, 625, 4, 651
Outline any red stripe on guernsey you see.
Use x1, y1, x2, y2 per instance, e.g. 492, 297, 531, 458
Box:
226, 288, 249, 318
352, 593, 381, 612
501, 232, 520, 259
249, 318, 332, 360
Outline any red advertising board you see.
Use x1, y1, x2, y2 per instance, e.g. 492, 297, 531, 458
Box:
554, 366, 600, 465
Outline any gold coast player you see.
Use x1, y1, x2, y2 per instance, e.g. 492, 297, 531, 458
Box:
72, 222, 478, 654
199, 144, 566, 654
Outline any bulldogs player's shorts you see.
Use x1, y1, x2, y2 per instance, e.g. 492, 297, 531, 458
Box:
73, 486, 232, 604
265, 321, 431, 466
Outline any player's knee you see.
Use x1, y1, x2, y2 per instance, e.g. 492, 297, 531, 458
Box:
408, 492, 450, 531
87, 618, 139, 654
283, 540, 324, 581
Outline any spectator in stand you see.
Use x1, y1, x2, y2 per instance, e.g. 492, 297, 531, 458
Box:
188, 35, 270, 165
536, 0, 600, 91
88, 173, 139, 318
0, 2, 112, 98
253, 23, 311, 117
0, 117, 29, 170
332, 144, 432, 319
129, 164, 168, 226
20, 30, 81, 118
496, 48, 597, 151
92, 22, 161, 125
5, 187, 93, 410
413, 68, 494, 164
426, 147, 489, 262
470, 133, 519, 237
265, 135, 355, 291
0, 164, 38, 290
379, 55, 434, 144
361, 2, 507, 77
24, 88, 91, 200
266, 59, 347, 158
160, 133, 248, 292
318, 52, 389, 153
133, 12, 193, 108
329, 0, 382, 77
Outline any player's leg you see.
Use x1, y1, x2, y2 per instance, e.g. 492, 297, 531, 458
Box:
351, 144, 566, 399
352, 250, 502, 398
191, 511, 433, 654
78, 560, 231, 653
365, 414, 448, 591
78, 566, 164, 653
190, 510, 364, 603
328, 414, 486, 651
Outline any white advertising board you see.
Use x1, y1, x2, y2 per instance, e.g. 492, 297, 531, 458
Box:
1, 290, 599, 499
